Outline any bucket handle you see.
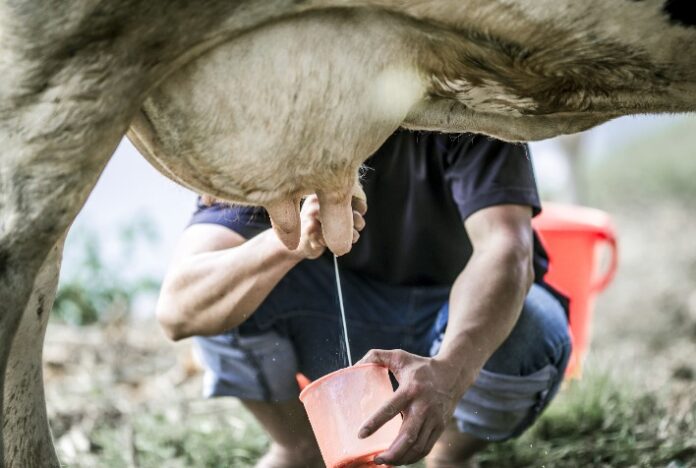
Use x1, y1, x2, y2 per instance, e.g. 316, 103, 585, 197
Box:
590, 232, 618, 293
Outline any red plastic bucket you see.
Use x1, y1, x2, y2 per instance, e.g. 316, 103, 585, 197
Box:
299, 364, 400, 467
532, 203, 618, 378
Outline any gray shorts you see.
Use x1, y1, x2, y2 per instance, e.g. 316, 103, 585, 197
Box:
195, 256, 571, 441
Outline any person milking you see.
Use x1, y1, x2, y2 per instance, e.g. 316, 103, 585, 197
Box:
156, 130, 571, 467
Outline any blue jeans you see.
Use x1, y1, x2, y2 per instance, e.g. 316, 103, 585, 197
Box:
195, 255, 571, 441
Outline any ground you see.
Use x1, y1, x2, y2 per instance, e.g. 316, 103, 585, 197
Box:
44, 122, 696, 467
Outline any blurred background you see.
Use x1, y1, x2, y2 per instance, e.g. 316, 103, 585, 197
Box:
46, 115, 696, 467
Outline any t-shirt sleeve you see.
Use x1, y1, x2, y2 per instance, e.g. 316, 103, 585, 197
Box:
188, 198, 272, 239
444, 135, 541, 222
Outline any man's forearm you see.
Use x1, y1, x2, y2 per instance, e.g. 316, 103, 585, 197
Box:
157, 229, 302, 340
434, 247, 534, 394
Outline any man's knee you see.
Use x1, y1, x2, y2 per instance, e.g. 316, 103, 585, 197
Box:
452, 285, 572, 442
484, 284, 571, 377
195, 330, 300, 402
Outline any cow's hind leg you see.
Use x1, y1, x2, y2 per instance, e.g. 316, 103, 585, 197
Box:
2, 241, 63, 467
0, 1, 317, 464
0, 47, 146, 464
0, 111, 133, 467
0, 107, 131, 467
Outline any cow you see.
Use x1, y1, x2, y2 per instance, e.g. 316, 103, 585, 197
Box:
1, 1, 694, 466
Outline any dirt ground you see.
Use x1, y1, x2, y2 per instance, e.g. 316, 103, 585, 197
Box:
41, 196, 696, 466
591, 200, 696, 412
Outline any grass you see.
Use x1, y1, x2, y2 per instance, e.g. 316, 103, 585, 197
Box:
54, 219, 160, 326
88, 399, 268, 468
73, 368, 695, 468
479, 369, 696, 467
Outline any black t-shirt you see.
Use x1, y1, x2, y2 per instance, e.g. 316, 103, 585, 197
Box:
190, 130, 559, 299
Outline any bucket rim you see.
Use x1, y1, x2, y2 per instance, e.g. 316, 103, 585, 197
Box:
299, 363, 386, 402
333, 448, 389, 467
533, 202, 616, 236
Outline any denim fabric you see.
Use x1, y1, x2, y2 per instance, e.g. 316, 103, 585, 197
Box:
195, 255, 571, 439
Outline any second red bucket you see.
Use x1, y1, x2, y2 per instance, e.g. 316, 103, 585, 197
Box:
532, 203, 618, 378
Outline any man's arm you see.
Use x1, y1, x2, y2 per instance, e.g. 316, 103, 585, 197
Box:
436, 204, 534, 384
156, 195, 366, 340
156, 225, 305, 340
357, 204, 534, 465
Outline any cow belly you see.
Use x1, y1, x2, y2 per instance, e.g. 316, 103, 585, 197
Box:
129, 9, 427, 208
129, 0, 696, 207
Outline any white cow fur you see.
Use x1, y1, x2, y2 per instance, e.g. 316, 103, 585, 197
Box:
1, 0, 695, 466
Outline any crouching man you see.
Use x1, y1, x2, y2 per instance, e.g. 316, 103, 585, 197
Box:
156, 130, 571, 467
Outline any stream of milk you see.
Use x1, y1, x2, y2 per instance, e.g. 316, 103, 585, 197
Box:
333, 255, 353, 366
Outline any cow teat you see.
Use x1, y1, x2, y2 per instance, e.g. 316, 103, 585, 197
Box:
317, 189, 355, 257
266, 190, 357, 256
266, 198, 302, 251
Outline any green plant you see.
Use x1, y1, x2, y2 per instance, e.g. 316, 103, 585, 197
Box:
89, 400, 269, 468
52, 217, 161, 326
59, 368, 696, 467
479, 369, 696, 467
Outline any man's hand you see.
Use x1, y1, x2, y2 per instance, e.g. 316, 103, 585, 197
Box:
294, 194, 366, 260
356, 349, 476, 465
